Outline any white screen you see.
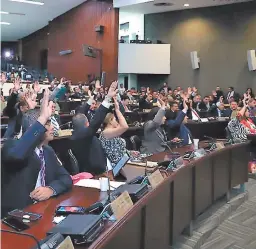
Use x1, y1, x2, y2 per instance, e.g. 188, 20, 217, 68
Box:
118, 43, 171, 74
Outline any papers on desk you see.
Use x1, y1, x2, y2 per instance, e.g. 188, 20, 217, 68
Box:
127, 160, 157, 168
74, 179, 125, 190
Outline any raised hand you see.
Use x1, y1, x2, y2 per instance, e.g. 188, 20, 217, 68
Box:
33, 81, 41, 93
13, 77, 21, 92
113, 96, 120, 110
183, 98, 188, 110
158, 97, 166, 108
25, 91, 37, 110
95, 80, 101, 89
107, 81, 118, 98
38, 88, 53, 124
88, 90, 92, 98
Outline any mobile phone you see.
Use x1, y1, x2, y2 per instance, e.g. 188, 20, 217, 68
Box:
8, 209, 42, 221
2, 217, 30, 232
55, 206, 86, 215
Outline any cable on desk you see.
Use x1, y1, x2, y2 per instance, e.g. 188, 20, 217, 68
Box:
1, 229, 41, 249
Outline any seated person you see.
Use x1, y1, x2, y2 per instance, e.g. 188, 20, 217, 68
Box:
248, 98, 256, 124
119, 95, 131, 114
227, 101, 239, 118
166, 99, 193, 146
212, 102, 230, 117
140, 99, 168, 154
139, 91, 153, 110
50, 101, 61, 136
197, 95, 211, 112
99, 97, 129, 167
70, 81, 117, 175
228, 99, 256, 143
1, 90, 72, 217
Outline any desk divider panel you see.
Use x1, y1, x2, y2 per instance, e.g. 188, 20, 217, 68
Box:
172, 166, 193, 243
143, 181, 173, 249
230, 143, 250, 188
194, 158, 213, 217
100, 210, 144, 249
212, 150, 230, 201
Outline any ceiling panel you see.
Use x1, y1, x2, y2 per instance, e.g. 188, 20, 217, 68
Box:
119, 0, 254, 14
0, 0, 87, 41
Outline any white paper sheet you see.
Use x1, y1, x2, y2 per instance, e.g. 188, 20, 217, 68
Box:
127, 160, 157, 168
74, 179, 125, 190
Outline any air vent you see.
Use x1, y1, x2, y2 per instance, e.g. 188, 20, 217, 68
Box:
154, 2, 174, 6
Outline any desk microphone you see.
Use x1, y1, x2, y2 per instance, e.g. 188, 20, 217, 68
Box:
155, 129, 174, 154
1, 229, 41, 249
204, 135, 215, 142
59, 121, 72, 128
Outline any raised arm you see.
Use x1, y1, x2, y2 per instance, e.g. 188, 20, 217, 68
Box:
145, 98, 166, 132
102, 97, 129, 139
2, 89, 53, 167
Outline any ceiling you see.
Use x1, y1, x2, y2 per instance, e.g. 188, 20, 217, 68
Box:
119, 0, 254, 14
1, 0, 87, 41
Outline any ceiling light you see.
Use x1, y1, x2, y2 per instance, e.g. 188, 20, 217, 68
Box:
9, 0, 44, 5
5, 51, 11, 58
0, 11, 9, 14
0, 22, 11, 25
184, 3, 190, 7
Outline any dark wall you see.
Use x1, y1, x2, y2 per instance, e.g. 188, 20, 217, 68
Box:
22, 26, 49, 70
1, 41, 19, 59
144, 1, 256, 95
22, 0, 119, 85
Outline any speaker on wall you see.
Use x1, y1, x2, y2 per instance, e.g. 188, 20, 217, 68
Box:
59, 50, 72, 56
190, 51, 200, 70
247, 50, 256, 71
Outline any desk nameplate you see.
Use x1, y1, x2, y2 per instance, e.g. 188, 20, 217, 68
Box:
111, 191, 133, 220
148, 169, 164, 189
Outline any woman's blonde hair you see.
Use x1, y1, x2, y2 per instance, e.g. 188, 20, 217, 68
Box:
103, 113, 114, 129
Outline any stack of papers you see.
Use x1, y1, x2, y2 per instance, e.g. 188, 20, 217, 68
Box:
74, 179, 125, 190
127, 160, 157, 168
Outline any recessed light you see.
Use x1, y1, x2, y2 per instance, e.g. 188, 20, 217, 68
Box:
0, 22, 11, 25
184, 3, 190, 7
0, 11, 9, 14
9, 0, 44, 5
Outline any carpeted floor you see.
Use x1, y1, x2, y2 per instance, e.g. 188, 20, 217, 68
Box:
201, 178, 256, 249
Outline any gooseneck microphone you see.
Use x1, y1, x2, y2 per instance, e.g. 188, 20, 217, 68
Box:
1, 229, 41, 249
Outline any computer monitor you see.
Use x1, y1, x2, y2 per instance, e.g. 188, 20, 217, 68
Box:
112, 152, 130, 177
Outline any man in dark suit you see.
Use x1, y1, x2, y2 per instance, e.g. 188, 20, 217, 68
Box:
119, 95, 130, 114
70, 81, 118, 175
166, 100, 193, 145
212, 102, 230, 117
1, 89, 72, 217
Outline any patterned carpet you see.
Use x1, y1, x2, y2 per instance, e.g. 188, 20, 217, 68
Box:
202, 179, 256, 249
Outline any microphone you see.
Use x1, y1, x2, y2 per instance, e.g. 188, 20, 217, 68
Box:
59, 121, 72, 128
155, 129, 174, 154
1, 229, 41, 249
204, 135, 215, 142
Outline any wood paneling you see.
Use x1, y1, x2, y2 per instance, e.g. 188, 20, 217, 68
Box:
21, 0, 119, 85
22, 26, 49, 69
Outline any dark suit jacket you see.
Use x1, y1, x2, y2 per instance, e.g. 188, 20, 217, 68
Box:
3, 93, 22, 139
70, 104, 109, 175
139, 96, 153, 110
166, 111, 192, 145
1, 121, 72, 216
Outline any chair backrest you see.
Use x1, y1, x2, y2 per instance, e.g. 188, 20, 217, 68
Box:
130, 135, 142, 151
68, 149, 80, 175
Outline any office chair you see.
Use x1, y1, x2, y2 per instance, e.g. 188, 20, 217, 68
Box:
130, 135, 142, 151
68, 149, 80, 175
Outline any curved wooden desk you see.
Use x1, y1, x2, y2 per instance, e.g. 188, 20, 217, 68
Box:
1, 142, 249, 249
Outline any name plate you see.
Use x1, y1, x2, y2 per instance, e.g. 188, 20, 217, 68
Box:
56, 236, 74, 249
111, 191, 133, 220
58, 129, 73, 137
148, 169, 164, 189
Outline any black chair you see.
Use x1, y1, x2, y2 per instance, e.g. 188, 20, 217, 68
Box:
130, 135, 142, 151
68, 149, 80, 175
